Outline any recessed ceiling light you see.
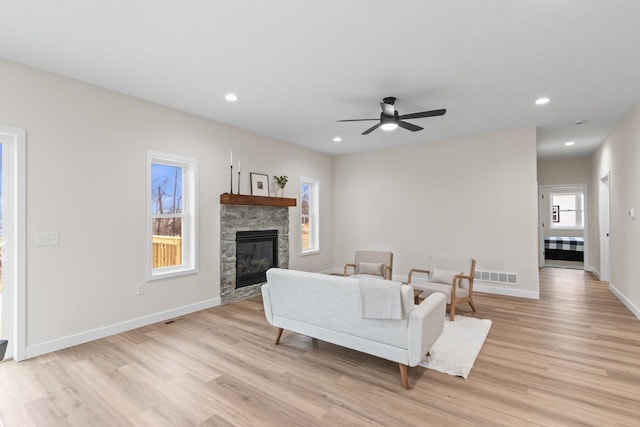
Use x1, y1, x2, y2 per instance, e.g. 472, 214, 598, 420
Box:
535, 97, 551, 105
225, 93, 238, 102
565, 141, 575, 146
333, 137, 342, 143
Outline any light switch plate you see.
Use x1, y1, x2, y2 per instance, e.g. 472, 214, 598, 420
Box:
36, 232, 60, 246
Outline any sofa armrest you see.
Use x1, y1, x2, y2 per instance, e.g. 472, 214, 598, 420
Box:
407, 292, 446, 366
261, 284, 274, 325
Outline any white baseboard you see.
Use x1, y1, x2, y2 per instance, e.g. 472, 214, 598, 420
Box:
25, 298, 221, 360
473, 283, 539, 299
318, 268, 342, 275
588, 266, 601, 279
609, 283, 640, 320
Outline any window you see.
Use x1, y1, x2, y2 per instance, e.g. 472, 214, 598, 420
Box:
300, 177, 319, 254
147, 151, 197, 280
550, 192, 584, 229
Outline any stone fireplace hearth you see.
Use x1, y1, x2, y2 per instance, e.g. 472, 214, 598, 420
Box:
220, 195, 295, 304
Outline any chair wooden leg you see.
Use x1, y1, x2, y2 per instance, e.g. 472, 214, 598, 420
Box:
398, 364, 409, 390
469, 299, 477, 311
274, 328, 284, 345
449, 301, 456, 321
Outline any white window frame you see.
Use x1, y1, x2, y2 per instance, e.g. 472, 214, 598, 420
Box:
550, 191, 584, 230
300, 177, 320, 255
146, 151, 198, 280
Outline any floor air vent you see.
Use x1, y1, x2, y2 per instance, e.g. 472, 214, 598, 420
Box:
475, 270, 518, 285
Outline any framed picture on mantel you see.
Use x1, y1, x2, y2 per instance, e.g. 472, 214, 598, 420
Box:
250, 173, 270, 197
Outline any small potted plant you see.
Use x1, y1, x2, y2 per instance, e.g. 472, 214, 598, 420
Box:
274, 175, 288, 197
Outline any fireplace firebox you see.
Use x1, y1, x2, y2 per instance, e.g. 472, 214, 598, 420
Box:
235, 230, 278, 288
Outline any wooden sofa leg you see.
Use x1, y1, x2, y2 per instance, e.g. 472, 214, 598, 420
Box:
399, 364, 409, 390
275, 328, 284, 345
449, 302, 456, 321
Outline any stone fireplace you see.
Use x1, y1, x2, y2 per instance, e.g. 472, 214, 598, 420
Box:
220, 194, 295, 303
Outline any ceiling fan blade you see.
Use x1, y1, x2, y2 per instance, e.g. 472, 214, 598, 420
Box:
337, 118, 379, 122
380, 102, 395, 116
398, 108, 446, 120
397, 121, 423, 132
362, 123, 381, 135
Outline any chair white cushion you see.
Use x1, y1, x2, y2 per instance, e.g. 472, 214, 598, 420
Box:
411, 281, 469, 304
430, 255, 473, 290
430, 268, 462, 285
358, 261, 384, 276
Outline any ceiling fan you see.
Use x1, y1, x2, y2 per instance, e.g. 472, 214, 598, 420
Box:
337, 97, 446, 135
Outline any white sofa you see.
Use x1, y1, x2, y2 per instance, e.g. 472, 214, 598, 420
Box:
261, 268, 446, 389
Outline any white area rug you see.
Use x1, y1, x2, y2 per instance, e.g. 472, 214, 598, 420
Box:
418, 315, 492, 379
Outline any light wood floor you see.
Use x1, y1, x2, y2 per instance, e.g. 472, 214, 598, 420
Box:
1, 268, 639, 426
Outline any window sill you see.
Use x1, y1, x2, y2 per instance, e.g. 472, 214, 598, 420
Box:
550, 226, 584, 231
301, 249, 320, 257
148, 266, 198, 281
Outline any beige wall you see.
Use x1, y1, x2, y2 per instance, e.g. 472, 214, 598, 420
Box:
333, 127, 540, 298
537, 156, 591, 186
0, 59, 334, 355
590, 103, 640, 317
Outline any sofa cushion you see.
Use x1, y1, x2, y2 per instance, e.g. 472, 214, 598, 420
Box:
358, 261, 384, 276
431, 268, 462, 285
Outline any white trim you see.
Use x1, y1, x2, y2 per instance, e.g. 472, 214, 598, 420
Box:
146, 151, 198, 281
0, 125, 26, 361
588, 266, 601, 280
599, 172, 611, 282
473, 283, 539, 299
609, 283, 640, 320
25, 298, 221, 359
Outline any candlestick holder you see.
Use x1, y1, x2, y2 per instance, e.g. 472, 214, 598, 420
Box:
237, 171, 241, 195
230, 165, 233, 194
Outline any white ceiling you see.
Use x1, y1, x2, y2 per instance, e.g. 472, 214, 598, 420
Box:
2, 1, 639, 159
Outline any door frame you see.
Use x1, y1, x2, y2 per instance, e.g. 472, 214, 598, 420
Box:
0, 125, 26, 361
599, 172, 611, 282
538, 183, 589, 270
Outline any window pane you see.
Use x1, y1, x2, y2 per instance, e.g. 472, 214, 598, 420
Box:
301, 182, 310, 216
551, 193, 583, 227
151, 163, 183, 215
302, 216, 311, 250
152, 217, 182, 268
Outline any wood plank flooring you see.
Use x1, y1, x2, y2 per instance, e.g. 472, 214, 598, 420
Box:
1, 268, 639, 426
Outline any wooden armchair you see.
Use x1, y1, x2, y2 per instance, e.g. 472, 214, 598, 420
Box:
343, 250, 393, 280
408, 255, 476, 320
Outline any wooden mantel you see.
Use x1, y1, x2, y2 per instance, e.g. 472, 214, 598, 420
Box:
220, 193, 296, 207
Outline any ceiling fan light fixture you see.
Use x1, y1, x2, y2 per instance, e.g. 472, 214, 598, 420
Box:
381, 123, 398, 131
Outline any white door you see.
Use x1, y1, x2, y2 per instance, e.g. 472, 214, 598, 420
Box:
599, 173, 610, 282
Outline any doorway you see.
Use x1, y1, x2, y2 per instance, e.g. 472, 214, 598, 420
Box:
539, 184, 589, 271
0, 125, 26, 361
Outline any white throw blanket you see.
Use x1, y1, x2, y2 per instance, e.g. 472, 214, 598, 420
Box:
359, 278, 403, 319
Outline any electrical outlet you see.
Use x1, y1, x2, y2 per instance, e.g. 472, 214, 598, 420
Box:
36, 232, 60, 246
136, 283, 144, 296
